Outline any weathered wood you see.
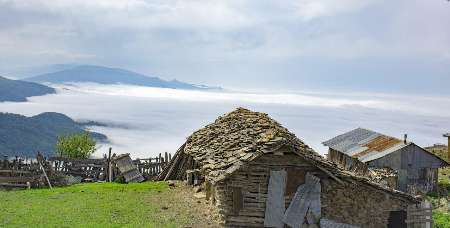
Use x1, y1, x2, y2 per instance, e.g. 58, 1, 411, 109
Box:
38, 156, 52, 189
286, 167, 305, 195
283, 173, 320, 227
264, 170, 287, 228
232, 187, 243, 215
113, 154, 145, 183
0, 176, 35, 183
108, 148, 112, 182
0, 183, 30, 188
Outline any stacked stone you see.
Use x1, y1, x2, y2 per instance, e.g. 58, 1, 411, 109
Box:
368, 167, 398, 189
183, 107, 314, 183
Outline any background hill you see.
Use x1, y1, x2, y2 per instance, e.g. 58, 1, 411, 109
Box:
26, 65, 221, 90
0, 76, 55, 102
0, 112, 107, 157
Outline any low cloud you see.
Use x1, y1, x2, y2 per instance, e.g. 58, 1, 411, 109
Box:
0, 84, 448, 158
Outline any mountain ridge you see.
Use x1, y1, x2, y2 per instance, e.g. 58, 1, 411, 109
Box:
0, 76, 55, 102
0, 112, 107, 157
26, 65, 222, 90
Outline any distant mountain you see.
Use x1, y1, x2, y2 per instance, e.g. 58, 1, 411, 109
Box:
0, 112, 107, 157
26, 65, 221, 90
2, 64, 80, 79
0, 76, 55, 102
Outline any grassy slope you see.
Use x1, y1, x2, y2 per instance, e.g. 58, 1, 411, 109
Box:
0, 182, 216, 227
426, 145, 450, 228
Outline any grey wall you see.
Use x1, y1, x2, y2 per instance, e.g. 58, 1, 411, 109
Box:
368, 144, 446, 192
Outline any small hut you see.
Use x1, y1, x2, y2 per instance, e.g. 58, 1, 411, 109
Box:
323, 128, 448, 193
160, 108, 420, 227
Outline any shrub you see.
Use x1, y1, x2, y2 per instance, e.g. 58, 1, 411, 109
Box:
56, 132, 96, 159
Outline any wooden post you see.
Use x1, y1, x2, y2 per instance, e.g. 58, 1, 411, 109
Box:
38, 159, 52, 189
158, 153, 162, 173
108, 147, 112, 182
169, 153, 172, 161
444, 133, 450, 162
164, 152, 168, 166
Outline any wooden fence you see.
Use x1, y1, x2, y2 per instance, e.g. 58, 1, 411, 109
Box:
134, 152, 172, 179
0, 150, 172, 188
0, 154, 51, 189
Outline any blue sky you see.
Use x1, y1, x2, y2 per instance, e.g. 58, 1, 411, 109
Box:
0, 0, 449, 94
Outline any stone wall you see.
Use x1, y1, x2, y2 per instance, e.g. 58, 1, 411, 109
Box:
206, 151, 415, 228
322, 178, 411, 228
211, 152, 321, 227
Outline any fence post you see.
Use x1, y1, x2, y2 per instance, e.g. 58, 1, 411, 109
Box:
108, 147, 112, 182
164, 152, 168, 166
158, 153, 162, 173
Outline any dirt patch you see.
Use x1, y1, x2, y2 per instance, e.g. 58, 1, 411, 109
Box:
144, 181, 223, 227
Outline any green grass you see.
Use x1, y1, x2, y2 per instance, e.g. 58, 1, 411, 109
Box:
434, 211, 450, 228
0, 182, 199, 228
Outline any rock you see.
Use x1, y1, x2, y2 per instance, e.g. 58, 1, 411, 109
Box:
194, 192, 206, 199
193, 185, 202, 193
167, 180, 176, 187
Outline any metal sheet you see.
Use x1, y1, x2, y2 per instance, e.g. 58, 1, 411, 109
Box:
264, 170, 287, 228
323, 128, 410, 163
283, 173, 320, 228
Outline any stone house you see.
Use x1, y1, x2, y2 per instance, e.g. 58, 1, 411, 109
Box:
323, 128, 448, 194
159, 108, 420, 227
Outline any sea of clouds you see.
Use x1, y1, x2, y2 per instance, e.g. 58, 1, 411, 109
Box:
0, 83, 449, 158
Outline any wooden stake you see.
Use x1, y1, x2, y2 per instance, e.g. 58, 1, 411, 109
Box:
108, 147, 112, 182
38, 159, 52, 189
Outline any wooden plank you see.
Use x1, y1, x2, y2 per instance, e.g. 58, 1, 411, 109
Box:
283, 173, 320, 228
308, 175, 321, 222
0, 170, 31, 174
38, 159, 52, 189
264, 170, 287, 228
232, 187, 243, 215
0, 176, 35, 183
0, 183, 29, 188
285, 168, 305, 195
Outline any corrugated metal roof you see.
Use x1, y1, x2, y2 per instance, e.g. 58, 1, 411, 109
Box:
323, 128, 410, 163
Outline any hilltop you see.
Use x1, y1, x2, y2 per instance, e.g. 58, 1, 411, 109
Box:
0, 76, 55, 102
26, 65, 221, 90
0, 112, 107, 157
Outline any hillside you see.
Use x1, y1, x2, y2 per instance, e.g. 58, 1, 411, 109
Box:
26, 65, 221, 90
0, 76, 55, 102
0, 182, 220, 227
0, 112, 107, 157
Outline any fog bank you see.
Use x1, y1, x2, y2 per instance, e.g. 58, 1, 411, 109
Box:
0, 83, 448, 158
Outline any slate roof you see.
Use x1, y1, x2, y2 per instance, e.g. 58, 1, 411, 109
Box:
183, 107, 322, 182
164, 108, 420, 202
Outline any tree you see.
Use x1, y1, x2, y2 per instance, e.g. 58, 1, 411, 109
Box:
56, 132, 96, 159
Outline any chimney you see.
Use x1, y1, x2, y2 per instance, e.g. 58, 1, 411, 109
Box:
444, 133, 450, 161
404, 134, 408, 144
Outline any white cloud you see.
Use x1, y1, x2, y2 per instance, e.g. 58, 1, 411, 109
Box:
292, 0, 376, 21
0, 0, 449, 91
